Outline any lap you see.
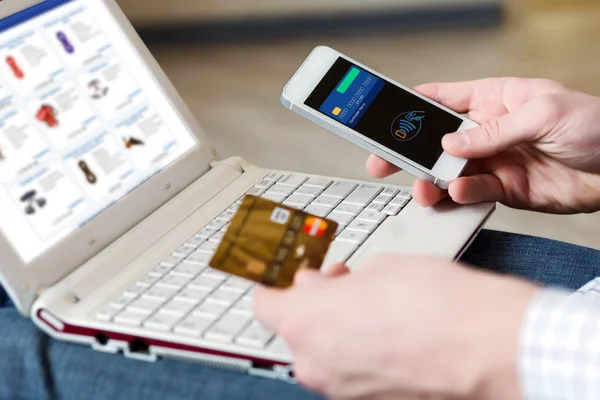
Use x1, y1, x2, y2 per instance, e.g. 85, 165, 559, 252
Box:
1, 229, 599, 399
460, 230, 600, 291
0, 307, 322, 400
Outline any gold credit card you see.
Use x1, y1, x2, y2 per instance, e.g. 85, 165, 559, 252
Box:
209, 195, 338, 288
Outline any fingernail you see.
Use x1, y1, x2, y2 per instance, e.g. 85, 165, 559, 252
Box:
444, 132, 469, 148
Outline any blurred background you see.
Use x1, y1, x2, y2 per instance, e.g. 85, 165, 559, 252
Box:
117, 0, 600, 248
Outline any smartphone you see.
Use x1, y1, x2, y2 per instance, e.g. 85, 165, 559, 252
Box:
280, 46, 477, 189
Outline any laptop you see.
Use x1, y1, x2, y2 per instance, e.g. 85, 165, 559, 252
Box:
0, 0, 495, 380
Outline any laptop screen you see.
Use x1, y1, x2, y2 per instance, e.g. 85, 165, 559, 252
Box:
0, 0, 197, 263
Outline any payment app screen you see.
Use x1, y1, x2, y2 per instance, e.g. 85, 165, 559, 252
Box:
305, 57, 463, 169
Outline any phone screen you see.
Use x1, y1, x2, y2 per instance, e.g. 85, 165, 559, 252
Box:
305, 57, 463, 169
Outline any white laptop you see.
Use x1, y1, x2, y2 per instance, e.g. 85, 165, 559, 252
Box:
0, 0, 495, 380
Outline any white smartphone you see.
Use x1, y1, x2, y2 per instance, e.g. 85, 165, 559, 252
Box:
280, 46, 477, 189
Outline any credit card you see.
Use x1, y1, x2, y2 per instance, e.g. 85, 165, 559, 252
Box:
209, 195, 338, 288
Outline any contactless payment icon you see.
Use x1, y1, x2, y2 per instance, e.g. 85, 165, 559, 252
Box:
391, 111, 425, 141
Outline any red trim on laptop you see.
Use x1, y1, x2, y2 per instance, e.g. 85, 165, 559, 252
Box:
36, 309, 287, 366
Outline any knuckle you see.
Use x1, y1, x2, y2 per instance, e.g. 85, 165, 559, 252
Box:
478, 119, 501, 143
537, 94, 567, 124
536, 78, 568, 93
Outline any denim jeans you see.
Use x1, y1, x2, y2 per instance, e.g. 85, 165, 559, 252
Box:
1, 230, 600, 400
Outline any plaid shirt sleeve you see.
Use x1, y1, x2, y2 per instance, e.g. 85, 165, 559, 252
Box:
519, 278, 600, 400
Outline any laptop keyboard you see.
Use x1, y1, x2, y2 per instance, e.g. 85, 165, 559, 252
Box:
95, 172, 411, 351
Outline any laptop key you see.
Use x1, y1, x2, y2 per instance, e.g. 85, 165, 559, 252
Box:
174, 315, 214, 337
380, 187, 399, 197
172, 246, 194, 258
327, 212, 355, 227
236, 321, 274, 348
148, 264, 172, 278
136, 274, 160, 288
337, 229, 369, 244
123, 284, 147, 298
266, 184, 295, 196
371, 195, 391, 205
189, 275, 222, 291
205, 220, 227, 231
396, 188, 412, 199
304, 177, 333, 188
294, 185, 322, 197
110, 295, 133, 310
322, 181, 357, 198
114, 309, 151, 326
142, 286, 178, 301
389, 197, 410, 208
208, 231, 225, 243
96, 306, 119, 321
226, 204, 240, 214
254, 179, 275, 190
333, 203, 363, 216
283, 202, 304, 211
346, 220, 378, 234
246, 187, 266, 197
183, 236, 205, 249
204, 313, 251, 343
356, 210, 386, 224
201, 268, 228, 280
344, 183, 382, 206
172, 263, 204, 278
206, 288, 243, 306
221, 276, 254, 293
195, 227, 218, 239
284, 194, 312, 208
230, 297, 253, 316
127, 298, 163, 313
312, 195, 341, 208
161, 255, 184, 267
193, 301, 229, 319
143, 313, 182, 331
303, 204, 332, 218
159, 299, 196, 316
381, 204, 402, 216
217, 210, 236, 222
323, 241, 358, 265
263, 172, 284, 182
365, 202, 384, 212
174, 287, 211, 304
184, 251, 212, 265
197, 241, 219, 253
278, 174, 308, 188
261, 192, 286, 203
157, 273, 191, 289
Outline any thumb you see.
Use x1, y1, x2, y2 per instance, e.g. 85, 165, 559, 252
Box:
252, 286, 288, 332
442, 100, 552, 159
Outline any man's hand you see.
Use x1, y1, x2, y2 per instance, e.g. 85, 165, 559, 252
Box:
368, 78, 600, 214
253, 255, 539, 400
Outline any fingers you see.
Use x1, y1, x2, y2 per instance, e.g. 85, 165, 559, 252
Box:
253, 267, 348, 331
322, 263, 351, 277
366, 154, 401, 178
412, 81, 479, 113
411, 179, 448, 207
448, 174, 505, 204
253, 286, 288, 332
442, 99, 553, 159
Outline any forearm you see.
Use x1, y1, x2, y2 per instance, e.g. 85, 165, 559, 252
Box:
519, 280, 600, 400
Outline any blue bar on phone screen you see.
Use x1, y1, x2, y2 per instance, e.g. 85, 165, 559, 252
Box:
319, 65, 385, 128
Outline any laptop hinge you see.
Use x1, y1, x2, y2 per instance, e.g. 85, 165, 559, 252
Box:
210, 155, 246, 173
